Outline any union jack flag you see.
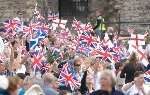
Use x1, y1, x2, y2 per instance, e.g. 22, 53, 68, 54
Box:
82, 23, 93, 32
96, 48, 112, 63
48, 11, 59, 21
144, 70, 150, 84
80, 32, 96, 46
58, 28, 71, 40
112, 42, 122, 53
72, 19, 83, 35
32, 52, 43, 70
112, 53, 121, 63
36, 23, 49, 34
77, 45, 91, 56
90, 49, 103, 56
23, 23, 40, 36
72, 19, 93, 35
3, 30, 16, 39
58, 63, 80, 91
40, 61, 51, 73
3, 19, 20, 32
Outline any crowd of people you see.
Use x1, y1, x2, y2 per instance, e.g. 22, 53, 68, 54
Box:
0, 10, 150, 95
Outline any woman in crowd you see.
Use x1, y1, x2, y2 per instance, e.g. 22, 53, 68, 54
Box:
120, 52, 145, 83
90, 70, 124, 95
115, 59, 127, 90
7, 76, 20, 95
122, 71, 150, 95
42, 73, 59, 95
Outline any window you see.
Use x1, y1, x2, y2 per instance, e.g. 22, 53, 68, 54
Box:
59, 0, 88, 20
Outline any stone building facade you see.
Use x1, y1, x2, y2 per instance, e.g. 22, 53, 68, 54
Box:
0, 0, 150, 33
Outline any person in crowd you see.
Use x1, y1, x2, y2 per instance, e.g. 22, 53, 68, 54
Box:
59, 90, 72, 95
16, 73, 26, 95
7, 76, 20, 95
80, 69, 94, 94
93, 61, 105, 91
23, 76, 34, 92
42, 73, 59, 95
80, 70, 89, 94
0, 64, 6, 75
122, 71, 150, 95
0, 76, 10, 95
120, 52, 145, 83
72, 57, 83, 81
90, 70, 124, 95
115, 60, 126, 90
24, 84, 45, 95
93, 10, 107, 40
146, 55, 150, 71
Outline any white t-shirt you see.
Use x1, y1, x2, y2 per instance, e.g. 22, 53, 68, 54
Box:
123, 84, 150, 95
16, 64, 26, 74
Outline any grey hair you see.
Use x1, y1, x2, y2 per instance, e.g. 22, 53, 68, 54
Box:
42, 73, 57, 84
100, 70, 116, 87
23, 76, 34, 85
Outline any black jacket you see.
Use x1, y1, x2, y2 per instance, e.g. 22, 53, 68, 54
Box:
120, 63, 144, 83
80, 70, 89, 94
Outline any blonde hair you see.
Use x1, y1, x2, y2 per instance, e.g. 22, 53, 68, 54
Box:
100, 70, 116, 87
8, 76, 20, 92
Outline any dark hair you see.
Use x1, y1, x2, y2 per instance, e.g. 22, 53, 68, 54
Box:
16, 73, 26, 80
134, 71, 144, 78
129, 52, 137, 65
115, 62, 123, 70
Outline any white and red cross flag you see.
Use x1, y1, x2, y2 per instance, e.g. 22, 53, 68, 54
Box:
131, 45, 149, 67
52, 18, 67, 30
129, 34, 145, 46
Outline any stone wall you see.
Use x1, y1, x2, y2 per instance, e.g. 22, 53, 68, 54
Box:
116, 0, 150, 33
90, 0, 150, 33
0, 0, 36, 21
0, 0, 58, 22
0, 0, 150, 33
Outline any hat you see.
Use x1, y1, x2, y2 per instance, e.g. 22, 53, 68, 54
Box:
0, 76, 9, 90
24, 84, 45, 95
